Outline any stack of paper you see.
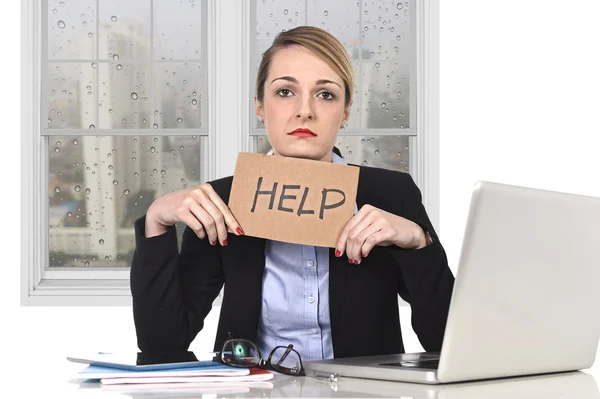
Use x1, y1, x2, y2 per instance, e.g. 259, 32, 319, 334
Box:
78, 364, 273, 386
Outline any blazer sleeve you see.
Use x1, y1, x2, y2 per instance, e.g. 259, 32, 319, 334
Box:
130, 215, 224, 353
386, 174, 455, 352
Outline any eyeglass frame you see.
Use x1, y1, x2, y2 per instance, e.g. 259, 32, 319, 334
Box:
215, 334, 306, 376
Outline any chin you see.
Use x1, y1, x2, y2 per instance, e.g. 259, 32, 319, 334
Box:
279, 147, 322, 161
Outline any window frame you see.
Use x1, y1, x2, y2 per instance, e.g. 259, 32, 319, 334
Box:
21, 0, 440, 305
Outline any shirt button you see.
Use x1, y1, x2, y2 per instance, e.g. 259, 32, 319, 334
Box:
308, 296, 315, 303
311, 328, 318, 334
307, 260, 314, 267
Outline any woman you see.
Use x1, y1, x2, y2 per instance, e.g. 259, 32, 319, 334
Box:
131, 26, 454, 361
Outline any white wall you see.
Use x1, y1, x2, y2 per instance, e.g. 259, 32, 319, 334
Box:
1, 0, 599, 388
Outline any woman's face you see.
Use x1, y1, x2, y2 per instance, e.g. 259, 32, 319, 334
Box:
255, 45, 351, 162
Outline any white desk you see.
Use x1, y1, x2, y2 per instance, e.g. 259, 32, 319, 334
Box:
17, 357, 600, 398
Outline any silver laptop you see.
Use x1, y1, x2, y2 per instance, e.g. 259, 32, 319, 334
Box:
304, 181, 600, 384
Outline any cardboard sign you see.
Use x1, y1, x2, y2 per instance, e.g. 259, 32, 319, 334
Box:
228, 152, 360, 247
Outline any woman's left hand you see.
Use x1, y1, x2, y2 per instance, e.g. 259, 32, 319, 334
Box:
335, 204, 427, 264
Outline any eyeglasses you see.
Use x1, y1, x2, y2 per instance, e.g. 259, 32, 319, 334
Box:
216, 333, 305, 376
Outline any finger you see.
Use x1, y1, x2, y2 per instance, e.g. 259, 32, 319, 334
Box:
188, 201, 219, 244
336, 206, 370, 258
178, 208, 207, 240
202, 184, 244, 236
360, 230, 388, 257
346, 214, 378, 263
193, 190, 229, 245
354, 221, 386, 260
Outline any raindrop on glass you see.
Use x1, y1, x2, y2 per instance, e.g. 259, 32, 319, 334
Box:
397, 2, 403, 10
116, 64, 122, 70
74, 185, 81, 192
150, 147, 156, 153
52, 8, 58, 14
111, 15, 117, 22
177, 117, 183, 123
113, 180, 118, 185
113, 54, 119, 60
283, 9, 288, 15
191, 99, 198, 105
57, 21, 66, 29
124, 189, 130, 196
54, 147, 60, 153
161, 170, 166, 175
99, 239, 105, 245
85, 188, 91, 195
131, 92, 138, 100
72, 139, 78, 145
54, 187, 61, 193
374, 150, 380, 155
84, 261, 90, 266
324, 10, 328, 16
153, 123, 158, 129
381, 102, 386, 108
375, 62, 380, 68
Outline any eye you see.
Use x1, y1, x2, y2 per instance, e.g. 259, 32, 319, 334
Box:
317, 91, 335, 100
276, 88, 293, 97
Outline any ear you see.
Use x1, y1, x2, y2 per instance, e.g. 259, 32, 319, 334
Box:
254, 96, 264, 121
342, 99, 353, 125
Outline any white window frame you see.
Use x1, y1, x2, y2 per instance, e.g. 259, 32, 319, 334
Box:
21, 0, 439, 305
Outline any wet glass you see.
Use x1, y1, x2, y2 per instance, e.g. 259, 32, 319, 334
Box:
48, 135, 206, 268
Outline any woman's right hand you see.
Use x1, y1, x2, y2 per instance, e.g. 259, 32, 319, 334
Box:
144, 183, 243, 245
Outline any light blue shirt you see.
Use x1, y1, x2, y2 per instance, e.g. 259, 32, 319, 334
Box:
255, 152, 358, 361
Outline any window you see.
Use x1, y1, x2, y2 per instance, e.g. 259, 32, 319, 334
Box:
22, 0, 439, 305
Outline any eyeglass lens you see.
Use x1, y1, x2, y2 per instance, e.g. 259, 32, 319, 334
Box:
269, 346, 303, 375
221, 339, 261, 367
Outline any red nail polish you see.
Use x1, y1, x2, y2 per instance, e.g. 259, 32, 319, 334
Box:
222, 239, 228, 246
236, 227, 243, 235
348, 259, 352, 264
335, 249, 341, 257
211, 241, 217, 246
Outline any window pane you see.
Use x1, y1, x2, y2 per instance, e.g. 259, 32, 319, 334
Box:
362, 0, 411, 61
251, 0, 413, 131
98, 62, 152, 129
335, 136, 409, 172
154, 63, 203, 128
48, 135, 206, 268
250, 135, 409, 173
47, 63, 97, 129
361, 60, 410, 129
47, 0, 97, 59
98, 0, 151, 61
255, 1, 306, 58
307, 0, 360, 58
154, 0, 203, 60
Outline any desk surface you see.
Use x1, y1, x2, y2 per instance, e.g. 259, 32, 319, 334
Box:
19, 358, 600, 398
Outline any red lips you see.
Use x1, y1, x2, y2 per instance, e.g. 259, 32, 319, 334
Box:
289, 128, 316, 137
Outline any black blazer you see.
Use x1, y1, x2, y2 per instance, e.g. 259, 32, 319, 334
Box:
130, 164, 455, 358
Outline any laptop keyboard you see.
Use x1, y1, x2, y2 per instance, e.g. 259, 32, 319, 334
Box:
379, 358, 440, 370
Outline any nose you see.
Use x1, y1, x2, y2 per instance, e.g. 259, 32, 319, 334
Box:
295, 95, 314, 121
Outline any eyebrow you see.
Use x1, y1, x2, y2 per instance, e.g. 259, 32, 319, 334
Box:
270, 76, 342, 89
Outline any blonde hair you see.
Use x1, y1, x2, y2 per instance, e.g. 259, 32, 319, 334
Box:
255, 26, 354, 108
